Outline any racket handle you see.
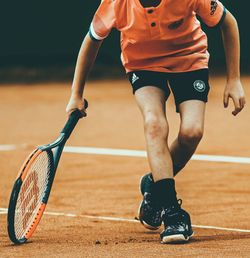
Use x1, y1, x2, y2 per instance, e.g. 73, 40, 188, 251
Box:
61, 99, 88, 139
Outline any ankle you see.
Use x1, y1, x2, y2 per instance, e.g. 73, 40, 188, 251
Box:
153, 178, 178, 208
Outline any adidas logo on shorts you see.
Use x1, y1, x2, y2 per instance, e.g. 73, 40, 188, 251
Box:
132, 73, 139, 84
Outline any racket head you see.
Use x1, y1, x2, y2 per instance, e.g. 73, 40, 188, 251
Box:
7, 108, 85, 244
8, 148, 54, 244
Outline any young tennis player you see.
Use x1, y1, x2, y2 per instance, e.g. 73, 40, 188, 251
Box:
66, 0, 245, 243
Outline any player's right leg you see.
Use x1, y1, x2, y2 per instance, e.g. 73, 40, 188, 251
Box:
134, 86, 193, 243
129, 71, 193, 243
135, 86, 173, 181
134, 85, 172, 230
128, 71, 171, 229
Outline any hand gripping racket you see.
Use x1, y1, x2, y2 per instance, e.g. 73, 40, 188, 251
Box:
7, 103, 87, 244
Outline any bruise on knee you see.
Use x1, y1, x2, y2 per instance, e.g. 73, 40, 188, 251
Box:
178, 127, 203, 148
144, 116, 169, 140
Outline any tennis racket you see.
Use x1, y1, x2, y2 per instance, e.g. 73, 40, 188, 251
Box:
7, 102, 87, 244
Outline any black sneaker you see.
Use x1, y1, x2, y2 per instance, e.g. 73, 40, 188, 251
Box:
160, 200, 193, 243
140, 172, 154, 195
138, 173, 163, 230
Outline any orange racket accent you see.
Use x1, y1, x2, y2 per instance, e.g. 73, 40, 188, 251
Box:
16, 149, 37, 179
25, 203, 46, 239
8, 109, 84, 244
20, 150, 43, 181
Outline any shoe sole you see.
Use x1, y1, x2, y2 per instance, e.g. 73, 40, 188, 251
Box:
161, 232, 194, 244
138, 201, 160, 230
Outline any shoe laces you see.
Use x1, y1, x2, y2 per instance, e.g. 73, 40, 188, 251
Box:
177, 199, 182, 206
161, 199, 183, 221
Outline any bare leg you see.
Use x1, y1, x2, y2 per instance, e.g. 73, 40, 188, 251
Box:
136, 88, 193, 239
135, 86, 173, 182
170, 100, 206, 175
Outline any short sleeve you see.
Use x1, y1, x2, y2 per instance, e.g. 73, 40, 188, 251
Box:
195, 0, 226, 27
89, 0, 116, 41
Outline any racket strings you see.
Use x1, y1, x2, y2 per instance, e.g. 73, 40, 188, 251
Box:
14, 150, 53, 240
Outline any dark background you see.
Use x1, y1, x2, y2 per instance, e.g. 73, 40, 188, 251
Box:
0, 0, 248, 82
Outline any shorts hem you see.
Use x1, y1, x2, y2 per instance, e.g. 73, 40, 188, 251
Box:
175, 98, 208, 113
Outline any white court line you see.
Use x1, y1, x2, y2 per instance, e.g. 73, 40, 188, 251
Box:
0, 144, 22, 151
64, 146, 147, 157
0, 208, 7, 214
1, 146, 250, 234
64, 146, 250, 165
0, 144, 250, 164
1, 208, 250, 233
0, 144, 27, 151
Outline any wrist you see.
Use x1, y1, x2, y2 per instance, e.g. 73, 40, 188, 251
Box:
71, 89, 83, 99
71, 80, 85, 98
226, 68, 240, 82
227, 75, 240, 83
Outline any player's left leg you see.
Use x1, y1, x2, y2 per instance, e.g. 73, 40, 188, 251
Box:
169, 68, 210, 176
140, 70, 209, 243
160, 71, 208, 243
170, 100, 206, 175
140, 101, 204, 241
142, 69, 209, 178
141, 101, 204, 241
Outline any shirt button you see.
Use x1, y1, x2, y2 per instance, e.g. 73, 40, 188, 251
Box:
147, 9, 154, 14
151, 22, 156, 27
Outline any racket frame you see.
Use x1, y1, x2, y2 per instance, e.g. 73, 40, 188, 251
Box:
7, 109, 84, 244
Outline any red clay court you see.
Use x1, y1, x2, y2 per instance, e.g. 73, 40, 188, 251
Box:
0, 76, 250, 257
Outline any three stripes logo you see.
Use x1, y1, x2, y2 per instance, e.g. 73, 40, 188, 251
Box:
210, 0, 218, 15
132, 73, 139, 84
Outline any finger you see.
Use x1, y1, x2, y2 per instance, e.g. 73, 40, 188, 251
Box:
79, 99, 88, 117
83, 99, 89, 109
66, 106, 74, 116
67, 108, 78, 116
234, 97, 246, 116
67, 107, 86, 118
239, 97, 246, 109
232, 106, 241, 116
79, 110, 87, 118
231, 97, 241, 116
223, 92, 229, 108
79, 106, 87, 117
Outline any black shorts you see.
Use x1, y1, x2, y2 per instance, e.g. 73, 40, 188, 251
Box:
128, 69, 210, 112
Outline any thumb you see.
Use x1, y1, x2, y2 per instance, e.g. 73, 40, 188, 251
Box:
223, 92, 229, 108
83, 99, 88, 109
78, 98, 88, 117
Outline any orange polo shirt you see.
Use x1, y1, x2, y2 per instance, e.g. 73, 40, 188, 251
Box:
89, 0, 226, 73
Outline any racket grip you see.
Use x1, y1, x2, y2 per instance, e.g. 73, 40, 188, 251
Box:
61, 99, 88, 138
61, 109, 83, 139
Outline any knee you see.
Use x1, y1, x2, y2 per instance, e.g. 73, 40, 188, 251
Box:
178, 126, 203, 147
144, 115, 169, 140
